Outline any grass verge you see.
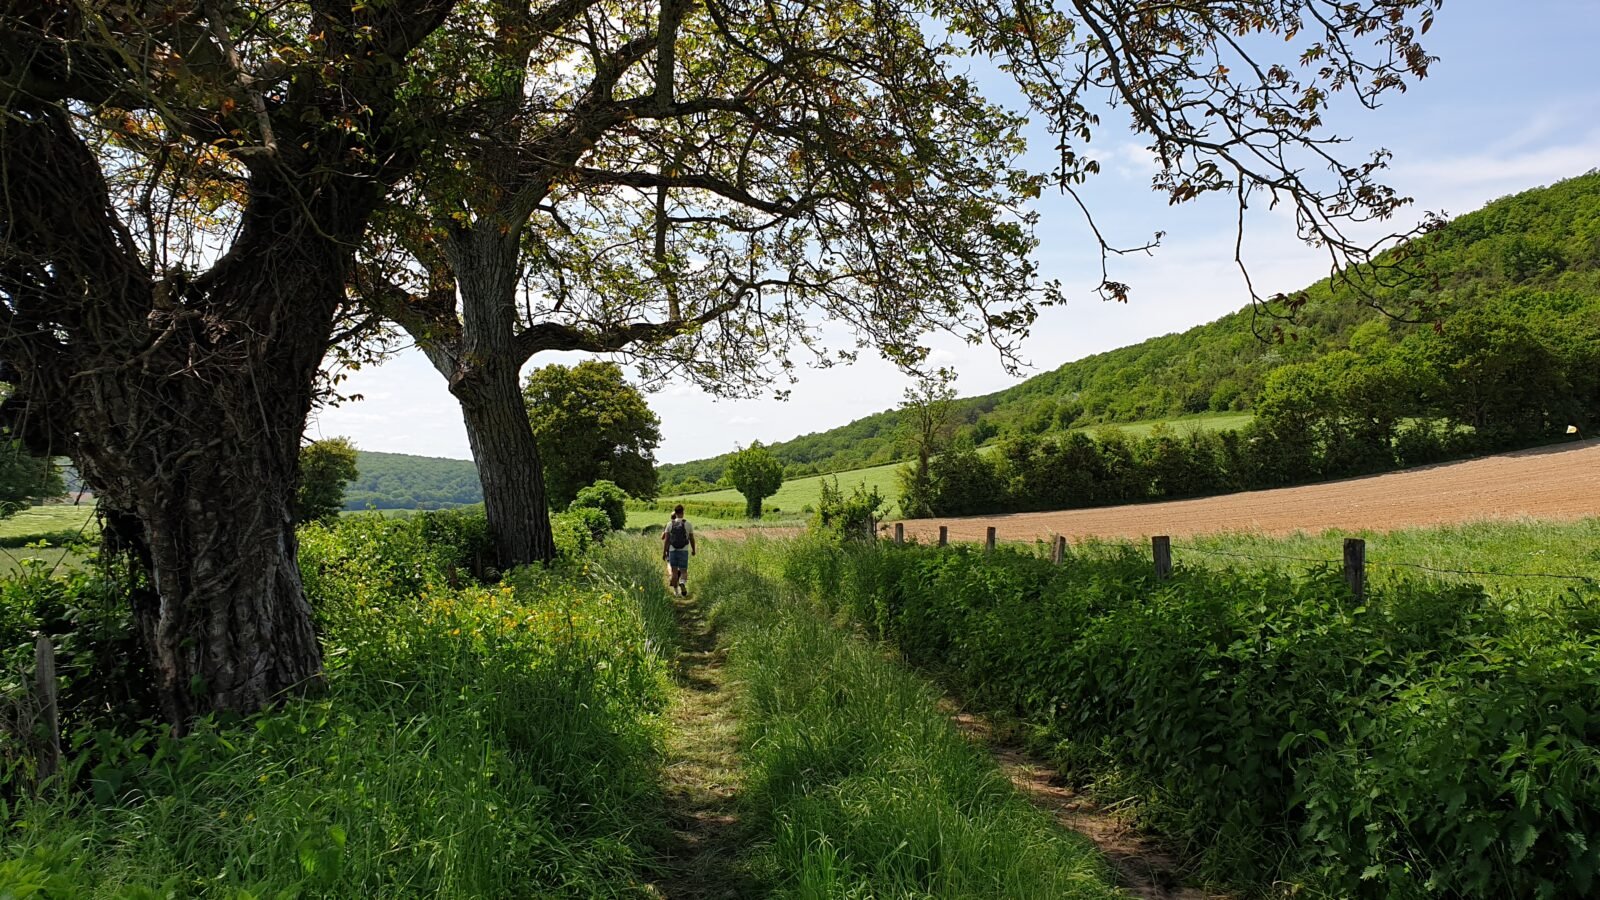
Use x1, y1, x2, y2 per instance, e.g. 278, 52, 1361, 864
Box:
2, 512, 676, 897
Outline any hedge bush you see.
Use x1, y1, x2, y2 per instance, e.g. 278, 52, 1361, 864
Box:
783, 540, 1600, 897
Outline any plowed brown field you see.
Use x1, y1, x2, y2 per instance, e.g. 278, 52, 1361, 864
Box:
894, 438, 1600, 545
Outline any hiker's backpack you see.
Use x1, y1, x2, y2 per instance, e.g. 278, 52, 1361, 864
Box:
668, 518, 690, 549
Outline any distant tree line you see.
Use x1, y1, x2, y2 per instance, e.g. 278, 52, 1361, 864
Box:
909, 308, 1600, 517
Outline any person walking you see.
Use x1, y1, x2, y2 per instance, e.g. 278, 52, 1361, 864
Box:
662, 504, 696, 596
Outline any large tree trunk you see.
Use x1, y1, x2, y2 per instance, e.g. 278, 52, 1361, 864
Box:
93, 435, 323, 726
455, 361, 558, 569
72, 221, 343, 725
1, 110, 366, 725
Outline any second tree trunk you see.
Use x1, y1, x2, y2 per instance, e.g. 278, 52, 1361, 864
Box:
456, 363, 558, 569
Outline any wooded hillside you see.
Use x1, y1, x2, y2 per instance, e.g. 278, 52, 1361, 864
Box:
344, 451, 483, 511
660, 170, 1600, 488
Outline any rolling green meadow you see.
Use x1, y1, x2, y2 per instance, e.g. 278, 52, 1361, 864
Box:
653, 460, 905, 520
0, 505, 95, 546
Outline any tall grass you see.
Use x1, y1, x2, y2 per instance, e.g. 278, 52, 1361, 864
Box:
700, 540, 1118, 899
2, 512, 675, 897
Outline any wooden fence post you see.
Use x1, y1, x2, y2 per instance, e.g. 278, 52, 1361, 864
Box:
985, 527, 996, 554
1152, 536, 1172, 580
1344, 538, 1367, 602
35, 635, 60, 787
1052, 535, 1066, 565
894, 522, 904, 545
937, 525, 948, 547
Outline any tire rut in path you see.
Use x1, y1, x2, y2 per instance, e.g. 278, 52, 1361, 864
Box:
649, 592, 753, 900
943, 705, 1224, 900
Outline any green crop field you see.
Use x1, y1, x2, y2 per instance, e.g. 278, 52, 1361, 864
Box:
0, 504, 96, 543
1177, 517, 1600, 601
1078, 411, 1252, 438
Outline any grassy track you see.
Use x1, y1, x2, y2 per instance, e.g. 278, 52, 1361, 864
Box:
594, 537, 757, 899
698, 537, 1120, 898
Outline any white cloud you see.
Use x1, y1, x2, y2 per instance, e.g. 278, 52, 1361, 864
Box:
1394, 129, 1600, 214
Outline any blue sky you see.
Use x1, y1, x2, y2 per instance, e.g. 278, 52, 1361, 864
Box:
313, 0, 1600, 463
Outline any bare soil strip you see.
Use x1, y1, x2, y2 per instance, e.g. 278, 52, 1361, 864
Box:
650, 593, 753, 900
942, 705, 1221, 900
899, 439, 1600, 545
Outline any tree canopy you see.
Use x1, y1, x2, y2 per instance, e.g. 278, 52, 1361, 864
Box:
524, 361, 662, 507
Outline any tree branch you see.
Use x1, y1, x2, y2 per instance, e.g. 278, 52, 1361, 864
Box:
514, 297, 741, 361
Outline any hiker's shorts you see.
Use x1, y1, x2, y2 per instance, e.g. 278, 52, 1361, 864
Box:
667, 549, 690, 570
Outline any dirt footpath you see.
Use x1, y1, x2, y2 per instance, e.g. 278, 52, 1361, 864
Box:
895, 439, 1600, 544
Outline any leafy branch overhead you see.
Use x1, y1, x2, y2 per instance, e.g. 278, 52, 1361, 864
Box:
362, 0, 1443, 396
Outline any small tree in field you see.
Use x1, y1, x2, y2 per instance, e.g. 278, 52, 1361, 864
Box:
725, 443, 784, 519
296, 438, 361, 524
897, 371, 957, 519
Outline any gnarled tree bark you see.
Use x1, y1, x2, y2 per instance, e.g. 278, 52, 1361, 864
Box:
1, 0, 453, 723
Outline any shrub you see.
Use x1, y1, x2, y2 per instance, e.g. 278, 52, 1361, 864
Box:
567, 506, 614, 543
2, 557, 156, 776
551, 509, 600, 557
925, 441, 1006, 516
810, 478, 886, 543
1393, 418, 1452, 467
570, 480, 630, 531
